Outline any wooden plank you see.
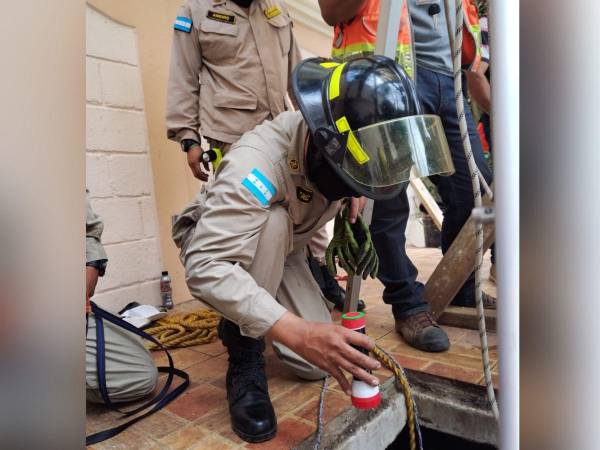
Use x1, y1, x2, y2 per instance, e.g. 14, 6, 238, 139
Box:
438, 306, 497, 332
410, 177, 443, 230
425, 195, 495, 319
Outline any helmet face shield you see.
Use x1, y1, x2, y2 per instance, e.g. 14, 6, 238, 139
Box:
293, 56, 456, 200
340, 115, 455, 189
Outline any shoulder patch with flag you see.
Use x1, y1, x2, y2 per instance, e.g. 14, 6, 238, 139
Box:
174, 16, 193, 33
242, 169, 276, 206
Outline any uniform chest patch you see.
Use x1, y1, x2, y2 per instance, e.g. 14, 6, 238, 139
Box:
207, 10, 236, 24
264, 6, 281, 19
296, 186, 313, 204
288, 159, 299, 171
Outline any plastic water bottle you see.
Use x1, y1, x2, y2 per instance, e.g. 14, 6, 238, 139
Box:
160, 271, 173, 310
341, 312, 381, 409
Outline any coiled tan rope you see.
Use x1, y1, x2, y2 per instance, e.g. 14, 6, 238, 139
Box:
144, 310, 220, 350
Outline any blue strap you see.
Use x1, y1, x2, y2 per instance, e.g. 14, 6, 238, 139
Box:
85, 302, 190, 445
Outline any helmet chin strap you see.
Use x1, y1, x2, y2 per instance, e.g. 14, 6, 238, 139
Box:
306, 134, 358, 202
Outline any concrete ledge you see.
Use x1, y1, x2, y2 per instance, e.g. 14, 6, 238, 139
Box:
295, 370, 498, 450
406, 369, 499, 446
295, 377, 407, 450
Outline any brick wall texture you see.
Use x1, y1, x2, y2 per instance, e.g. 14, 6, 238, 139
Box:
86, 6, 163, 311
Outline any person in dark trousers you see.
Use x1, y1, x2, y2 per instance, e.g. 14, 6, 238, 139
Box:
319, 0, 494, 352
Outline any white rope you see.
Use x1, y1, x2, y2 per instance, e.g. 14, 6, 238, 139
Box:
313, 376, 329, 450
443, 0, 499, 419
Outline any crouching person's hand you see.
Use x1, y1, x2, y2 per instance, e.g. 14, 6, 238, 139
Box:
267, 312, 381, 395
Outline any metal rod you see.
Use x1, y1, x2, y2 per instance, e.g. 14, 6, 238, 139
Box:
489, 0, 520, 447
343, 0, 403, 313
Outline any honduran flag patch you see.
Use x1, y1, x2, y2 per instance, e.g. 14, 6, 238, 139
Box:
242, 169, 276, 206
174, 16, 193, 33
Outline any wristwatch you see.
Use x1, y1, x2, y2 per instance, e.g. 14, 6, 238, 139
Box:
181, 139, 201, 153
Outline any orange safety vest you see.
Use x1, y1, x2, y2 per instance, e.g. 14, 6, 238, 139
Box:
331, 0, 482, 79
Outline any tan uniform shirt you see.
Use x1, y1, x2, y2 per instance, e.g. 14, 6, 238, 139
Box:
172, 111, 341, 337
86, 191, 107, 264
166, 0, 302, 145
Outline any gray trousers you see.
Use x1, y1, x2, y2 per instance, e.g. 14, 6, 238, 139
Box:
86, 315, 158, 403
248, 205, 333, 381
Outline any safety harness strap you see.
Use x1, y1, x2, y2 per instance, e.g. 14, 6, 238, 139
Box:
86, 302, 190, 445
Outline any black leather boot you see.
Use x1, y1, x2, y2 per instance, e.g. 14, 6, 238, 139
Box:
218, 319, 276, 443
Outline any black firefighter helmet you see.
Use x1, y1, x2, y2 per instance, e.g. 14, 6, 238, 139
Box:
292, 55, 454, 200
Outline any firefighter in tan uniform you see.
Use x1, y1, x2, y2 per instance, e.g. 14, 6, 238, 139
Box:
172, 56, 454, 443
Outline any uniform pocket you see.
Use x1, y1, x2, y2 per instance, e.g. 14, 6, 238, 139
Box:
200, 18, 238, 36
199, 18, 239, 62
213, 91, 258, 110
267, 12, 291, 55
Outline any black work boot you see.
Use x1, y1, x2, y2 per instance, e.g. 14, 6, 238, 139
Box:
218, 319, 276, 443
319, 265, 366, 311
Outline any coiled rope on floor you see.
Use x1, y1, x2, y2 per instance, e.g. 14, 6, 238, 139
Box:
313, 344, 422, 450
443, 0, 499, 419
144, 310, 220, 350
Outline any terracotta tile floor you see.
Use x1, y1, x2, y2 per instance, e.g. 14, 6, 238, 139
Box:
87, 247, 497, 449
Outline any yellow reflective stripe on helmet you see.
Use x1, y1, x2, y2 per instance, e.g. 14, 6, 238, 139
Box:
328, 62, 347, 100
335, 116, 370, 165
320, 61, 340, 68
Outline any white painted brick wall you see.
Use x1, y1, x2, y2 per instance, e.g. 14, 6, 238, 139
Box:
108, 154, 153, 196
86, 6, 138, 65
86, 58, 102, 105
86, 153, 111, 198
99, 60, 144, 110
86, 107, 148, 152
86, 6, 163, 312
90, 197, 144, 244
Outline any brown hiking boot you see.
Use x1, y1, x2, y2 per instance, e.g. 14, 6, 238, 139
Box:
395, 311, 450, 352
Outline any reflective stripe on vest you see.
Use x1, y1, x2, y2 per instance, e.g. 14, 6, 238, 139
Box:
461, 0, 482, 71
331, 0, 482, 76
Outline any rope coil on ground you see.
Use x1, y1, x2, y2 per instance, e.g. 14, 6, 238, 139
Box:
144, 310, 220, 350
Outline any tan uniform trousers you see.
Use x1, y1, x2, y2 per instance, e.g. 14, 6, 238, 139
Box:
86, 315, 158, 403
247, 204, 333, 380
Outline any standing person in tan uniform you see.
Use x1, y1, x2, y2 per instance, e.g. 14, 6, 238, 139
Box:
172, 56, 453, 443
166, 0, 301, 180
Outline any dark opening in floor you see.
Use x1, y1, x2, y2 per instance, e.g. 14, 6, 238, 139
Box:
387, 425, 497, 450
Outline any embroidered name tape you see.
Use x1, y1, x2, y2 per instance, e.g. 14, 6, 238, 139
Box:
174, 16, 192, 33
265, 6, 281, 19
242, 168, 276, 206
207, 10, 236, 24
